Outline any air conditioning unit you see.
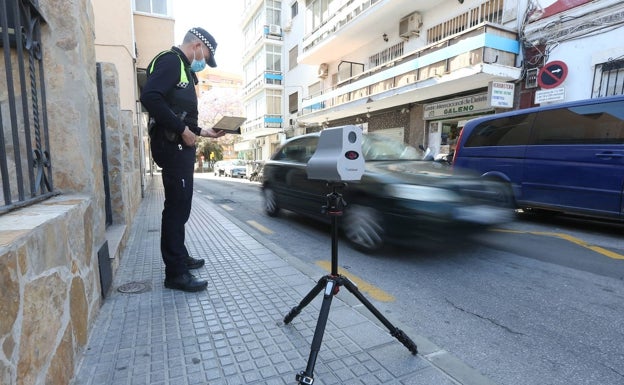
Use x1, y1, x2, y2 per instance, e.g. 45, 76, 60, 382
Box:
268, 24, 282, 36
317, 63, 329, 78
283, 20, 292, 32
399, 12, 422, 39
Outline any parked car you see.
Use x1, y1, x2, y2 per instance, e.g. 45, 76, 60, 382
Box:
261, 132, 513, 252
213, 160, 228, 176
223, 159, 247, 178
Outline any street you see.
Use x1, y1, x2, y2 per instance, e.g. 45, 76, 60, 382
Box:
193, 173, 624, 385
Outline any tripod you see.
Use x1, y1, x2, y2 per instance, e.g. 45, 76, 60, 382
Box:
283, 182, 417, 385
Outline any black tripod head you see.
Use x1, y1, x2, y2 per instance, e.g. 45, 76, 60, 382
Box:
322, 182, 347, 216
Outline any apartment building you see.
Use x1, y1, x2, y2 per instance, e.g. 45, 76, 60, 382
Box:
239, 0, 624, 161
240, 0, 523, 159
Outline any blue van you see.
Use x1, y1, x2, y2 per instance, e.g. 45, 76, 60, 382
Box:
453, 94, 624, 220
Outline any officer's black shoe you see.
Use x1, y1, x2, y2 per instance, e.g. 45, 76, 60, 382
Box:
184, 255, 205, 269
164, 273, 208, 292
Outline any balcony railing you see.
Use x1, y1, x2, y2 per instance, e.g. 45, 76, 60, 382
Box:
301, 22, 519, 115
242, 70, 283, 99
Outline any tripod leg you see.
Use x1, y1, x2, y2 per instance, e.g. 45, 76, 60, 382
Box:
296, 279, 336, 385
284, 276, 328, 324
340, 277, 418, 355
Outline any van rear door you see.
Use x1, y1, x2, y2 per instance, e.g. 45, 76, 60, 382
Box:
522, 101, 624, 218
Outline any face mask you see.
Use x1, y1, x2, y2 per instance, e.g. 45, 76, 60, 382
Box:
191, 46, 207, 72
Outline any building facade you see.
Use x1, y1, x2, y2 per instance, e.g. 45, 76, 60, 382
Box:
239, 0, 623, 160
521, 0, 624, 107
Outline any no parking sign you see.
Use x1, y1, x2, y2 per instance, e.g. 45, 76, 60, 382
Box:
537, 61, 568, 89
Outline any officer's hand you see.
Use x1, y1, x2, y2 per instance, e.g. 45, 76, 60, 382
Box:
181, 127, 196, 147
200, 127, 226, 138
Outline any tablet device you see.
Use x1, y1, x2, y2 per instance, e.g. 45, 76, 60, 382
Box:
212, 116, 247, 134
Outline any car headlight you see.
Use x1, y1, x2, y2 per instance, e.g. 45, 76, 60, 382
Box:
386, 184, 462, 202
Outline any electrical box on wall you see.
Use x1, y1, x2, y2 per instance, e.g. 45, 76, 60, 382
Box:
525, 68, 538, 88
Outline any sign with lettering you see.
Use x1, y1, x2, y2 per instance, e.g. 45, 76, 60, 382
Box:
488, 81, 515, 108
535, 87, 565, 104
424, 93, 491, 119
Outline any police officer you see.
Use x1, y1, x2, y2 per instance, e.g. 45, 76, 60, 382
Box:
140, 27, 225, 292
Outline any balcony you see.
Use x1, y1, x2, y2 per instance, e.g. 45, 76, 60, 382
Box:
241, 114, 283, 139
299, 23, 521, 124
242, 70, 283, 101
299, 0, 439, 65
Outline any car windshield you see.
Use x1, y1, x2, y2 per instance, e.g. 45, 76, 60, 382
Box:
362, 134, 423, 161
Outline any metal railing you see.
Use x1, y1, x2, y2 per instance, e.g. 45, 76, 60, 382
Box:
0, 0, 54, 214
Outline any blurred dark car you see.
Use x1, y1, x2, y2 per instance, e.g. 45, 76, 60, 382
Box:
261, 132, 513, 252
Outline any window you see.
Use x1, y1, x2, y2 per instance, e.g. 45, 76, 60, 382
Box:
0, 0, 54, 212
267, 0, 282, 25
289, 45, 298, 71
465, 113, 534, 147
592, 59, 624, 97
134, 0, 169, 16
427, 0, 504, 44
275, 137, 319, 163
307, 0, 334, 31
289, 92, 299, 113
266, 44, 282, 72
266, 89, 282, 115
532, 102, 624, 145
291, 1, 299, 18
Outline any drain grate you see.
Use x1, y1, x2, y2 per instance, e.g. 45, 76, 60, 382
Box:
117, 281, 151, 294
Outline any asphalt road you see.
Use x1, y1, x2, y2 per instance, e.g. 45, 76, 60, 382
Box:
193, 173, 624, 385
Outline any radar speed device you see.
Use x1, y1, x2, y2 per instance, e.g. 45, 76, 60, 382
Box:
306, 125, 365, 181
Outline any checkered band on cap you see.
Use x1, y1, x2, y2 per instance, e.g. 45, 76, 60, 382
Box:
190, 28, 215, 55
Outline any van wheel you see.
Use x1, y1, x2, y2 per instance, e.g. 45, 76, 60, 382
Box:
342, 204, 384, 253
263, 187, 280, 217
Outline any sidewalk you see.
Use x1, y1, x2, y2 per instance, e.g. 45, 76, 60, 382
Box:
71, 176, 496, 385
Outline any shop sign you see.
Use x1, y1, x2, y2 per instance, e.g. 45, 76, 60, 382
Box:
488, 81, 515, 108
535, 87, 565, 104
424, 93, 490, 119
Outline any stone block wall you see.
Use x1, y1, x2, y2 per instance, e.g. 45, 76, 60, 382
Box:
0, 195, 99, 385
0, 1, 143, 384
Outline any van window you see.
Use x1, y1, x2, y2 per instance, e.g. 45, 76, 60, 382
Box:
532, 101, 624, 145
464, 113, 534, 147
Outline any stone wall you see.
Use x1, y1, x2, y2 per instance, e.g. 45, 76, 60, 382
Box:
0, 1, 143, 384
0, 195, 99, 385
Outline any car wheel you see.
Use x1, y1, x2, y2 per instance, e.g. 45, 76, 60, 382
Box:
489, 180, 515, 208
263, 186, 280, 217
342, 204, 384, 252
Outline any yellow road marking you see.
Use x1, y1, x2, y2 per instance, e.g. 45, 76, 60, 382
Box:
315, 260, 395, 302
246, 220, 274, 235
220, 204, 234, 211
494, 229, 624, 260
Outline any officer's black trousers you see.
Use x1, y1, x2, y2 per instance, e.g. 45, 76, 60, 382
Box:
160, 164, 194, 277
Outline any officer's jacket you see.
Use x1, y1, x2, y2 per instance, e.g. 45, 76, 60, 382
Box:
140, 46, 200, 136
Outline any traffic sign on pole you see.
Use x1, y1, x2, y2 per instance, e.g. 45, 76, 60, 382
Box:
537, 61, 568, 89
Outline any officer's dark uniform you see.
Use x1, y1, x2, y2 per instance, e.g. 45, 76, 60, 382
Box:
140, 46, 202, 279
